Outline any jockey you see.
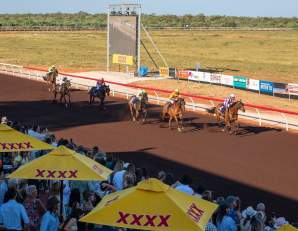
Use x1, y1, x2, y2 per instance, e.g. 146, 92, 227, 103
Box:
222, 93, 236, 113
96, 78, 105, 91
166, 89, 180, 110
169, 89, 180, 104
137, 89, 146, 99
48, 65, 57, 74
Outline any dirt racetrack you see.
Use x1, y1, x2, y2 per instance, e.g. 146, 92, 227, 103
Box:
0, 73, 297, 221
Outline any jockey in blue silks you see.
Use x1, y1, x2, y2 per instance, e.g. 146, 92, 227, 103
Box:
222, 93, 236, 113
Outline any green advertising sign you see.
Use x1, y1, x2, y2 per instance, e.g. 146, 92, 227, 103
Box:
233, 76, 247, 89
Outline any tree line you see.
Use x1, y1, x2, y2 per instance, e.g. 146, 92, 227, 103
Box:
0, 12, 297, 28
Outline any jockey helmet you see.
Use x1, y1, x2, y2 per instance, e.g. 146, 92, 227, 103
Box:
175, 89, 179, 93
230, 93, 235, 98
137, 89, 143, 95
63, 77, 67, 81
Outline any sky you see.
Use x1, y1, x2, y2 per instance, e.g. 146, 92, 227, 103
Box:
0, 0, 298, 17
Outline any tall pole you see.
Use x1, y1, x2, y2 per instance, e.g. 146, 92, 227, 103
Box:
137, 5, 141, 76
107, 7, 110, 72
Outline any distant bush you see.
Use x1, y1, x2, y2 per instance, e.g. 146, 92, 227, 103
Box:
0, 12, 297, 29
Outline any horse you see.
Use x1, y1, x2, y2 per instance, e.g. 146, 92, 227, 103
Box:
128, 93, 149, 122
53, 80, 71, 108
88, 84, 110, 108
214, 100, 245, 134
43, 69, 58, 92
161, 97, 185, 132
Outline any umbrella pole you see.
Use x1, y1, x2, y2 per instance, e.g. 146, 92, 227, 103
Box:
60, 180, 64, 221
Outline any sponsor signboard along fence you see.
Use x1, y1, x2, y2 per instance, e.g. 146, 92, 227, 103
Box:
220, 74, 234, 86
176, 70, 190, 80
247, 79, 260, 91
159, 67, 169, 77
288, 83, 298, 95
273, 82, 288, 94
259, 80, 274, 94
233, 76, 247, 89
210, 73, 221, 84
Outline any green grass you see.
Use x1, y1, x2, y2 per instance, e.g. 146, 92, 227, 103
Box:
0, 30, 297, 83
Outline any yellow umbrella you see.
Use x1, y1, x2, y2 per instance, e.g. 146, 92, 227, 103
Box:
277, 225, 298, 231
80, 178, 218, 231
0, 124, 53, 152
9, 145, 112, 181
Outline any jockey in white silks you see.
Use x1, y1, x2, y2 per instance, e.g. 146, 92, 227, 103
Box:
222, 93, 236, 113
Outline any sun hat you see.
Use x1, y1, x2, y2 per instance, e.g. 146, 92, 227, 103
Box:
274, 217, 289, 229
242, 206, 257, 218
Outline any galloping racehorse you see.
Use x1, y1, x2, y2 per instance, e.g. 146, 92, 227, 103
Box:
214, 100, 245, 134
128, 93, 149, 122
161, 97, 185, 132
54, 79, 71, 108
89, 84, 110, 108
43, 69, 58, 92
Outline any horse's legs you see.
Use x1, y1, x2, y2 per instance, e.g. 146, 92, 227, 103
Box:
174, 115, 181, 132
179, 113, 184, 129
168, 116, 173, 129
68, 93, 71, 107
129, 104, 135, 121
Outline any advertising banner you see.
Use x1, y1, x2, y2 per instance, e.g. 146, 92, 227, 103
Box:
233, 76, 247, 89
273, 82, 288, 94
188, 71, 201, 82
247, 79, 260, 91
169, 67, 176, 78
287, 83, 298, 95
220, 75, 234, 86
259, 80, 273, 94
159, 67, 169, 77
176, 70, 190, 79
112, 54, 134, 66
210, 73, 221, 84
199, 72, 211, 83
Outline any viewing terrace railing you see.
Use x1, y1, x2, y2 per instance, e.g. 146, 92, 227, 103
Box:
1, 62, 298, 131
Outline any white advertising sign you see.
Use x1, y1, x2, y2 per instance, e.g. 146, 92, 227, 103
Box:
220, 74, 234, 86
247, 79, 260, 91
210, 73, 221, 84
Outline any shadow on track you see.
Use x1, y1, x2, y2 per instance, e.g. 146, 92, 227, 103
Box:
109, 149, 298, 222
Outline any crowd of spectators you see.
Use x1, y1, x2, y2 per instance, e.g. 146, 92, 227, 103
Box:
0, 116, 296, 231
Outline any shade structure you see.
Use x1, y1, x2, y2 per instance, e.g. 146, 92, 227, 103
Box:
277, 225, 298, 231
80, 178, 218, 231
0, 124, 53, 152
9, 145, 112, 181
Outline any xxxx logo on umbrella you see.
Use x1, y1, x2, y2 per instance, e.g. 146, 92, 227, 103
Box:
0, 142, 33, 150
116, 211, 171, 227
35, 169, 78, 179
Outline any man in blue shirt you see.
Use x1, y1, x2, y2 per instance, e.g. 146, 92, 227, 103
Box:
0, 187, 30, 230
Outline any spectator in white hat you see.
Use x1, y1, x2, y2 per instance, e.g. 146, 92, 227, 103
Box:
274, 217, 289, 229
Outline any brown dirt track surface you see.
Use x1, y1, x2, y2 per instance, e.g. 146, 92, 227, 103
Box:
0, 73, 297, 221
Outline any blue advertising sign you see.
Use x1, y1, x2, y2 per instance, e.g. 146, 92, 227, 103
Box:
259, 80, 273, 94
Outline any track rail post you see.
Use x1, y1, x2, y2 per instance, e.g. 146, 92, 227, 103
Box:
281, 113, 289, 131
255, 108, 262, 126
